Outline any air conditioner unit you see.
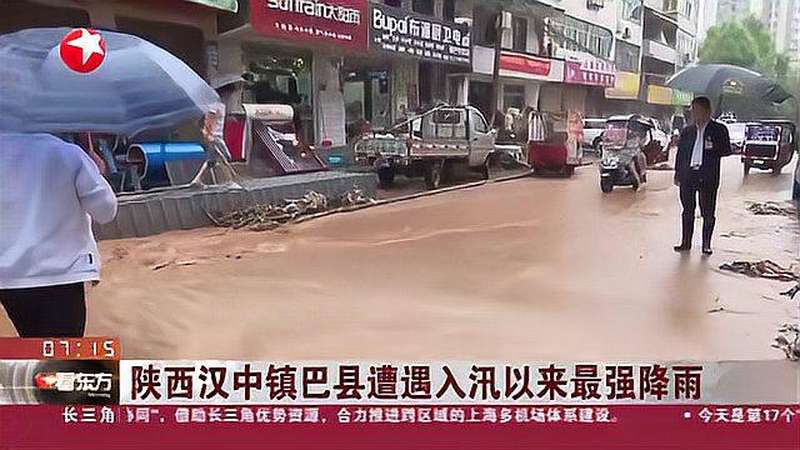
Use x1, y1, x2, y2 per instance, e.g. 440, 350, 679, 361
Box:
501, 11, 512, 29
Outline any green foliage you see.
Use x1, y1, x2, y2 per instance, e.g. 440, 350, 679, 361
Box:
699, 16, 790, 81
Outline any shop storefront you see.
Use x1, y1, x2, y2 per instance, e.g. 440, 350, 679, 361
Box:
561, 53, 617, 117
2, 0, 228, 79
458, 47, 563, 120
367, 2, 472, 120
218, 0, 370, 160
601, 71, 643, 115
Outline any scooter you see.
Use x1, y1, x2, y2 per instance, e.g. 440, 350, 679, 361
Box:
599, 146, 647, 193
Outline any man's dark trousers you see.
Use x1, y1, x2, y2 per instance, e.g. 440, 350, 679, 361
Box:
679, 169, 718, 248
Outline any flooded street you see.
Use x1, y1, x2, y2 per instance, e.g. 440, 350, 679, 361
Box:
3, 158, 796, 360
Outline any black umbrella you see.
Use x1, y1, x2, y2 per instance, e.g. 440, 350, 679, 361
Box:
667, 64, 792, 102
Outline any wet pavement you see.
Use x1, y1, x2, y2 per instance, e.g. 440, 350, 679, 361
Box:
1, 157, 796, 361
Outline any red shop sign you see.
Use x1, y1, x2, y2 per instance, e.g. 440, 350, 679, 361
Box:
499, 51, 554, 79
250, 0, 369, 51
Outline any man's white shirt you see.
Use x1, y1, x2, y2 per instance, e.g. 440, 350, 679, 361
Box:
690, 121, 708, 169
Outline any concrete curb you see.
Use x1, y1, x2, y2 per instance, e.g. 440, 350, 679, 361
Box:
294, 170, 534, 225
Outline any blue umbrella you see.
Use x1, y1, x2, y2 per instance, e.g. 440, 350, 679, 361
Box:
0, 27, 220, 136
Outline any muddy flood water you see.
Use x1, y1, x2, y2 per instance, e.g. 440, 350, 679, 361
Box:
2, 158, 797, 360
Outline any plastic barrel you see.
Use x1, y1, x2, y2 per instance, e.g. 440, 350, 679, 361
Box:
127, 142, 206, 186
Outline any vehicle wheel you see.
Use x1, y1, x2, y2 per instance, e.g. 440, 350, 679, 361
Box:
563, 166, 575, 177
424, 161, 443, 189
600, 178, 614, 193
377, 167, 395, 188
772, 166, 782, 175
743, 162, 751, 176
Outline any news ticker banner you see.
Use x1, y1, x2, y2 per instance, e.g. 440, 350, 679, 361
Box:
0, 361, 797, 450
0, 339, 798, 448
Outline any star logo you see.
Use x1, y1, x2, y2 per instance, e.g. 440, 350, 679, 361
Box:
59, 28, 106, 74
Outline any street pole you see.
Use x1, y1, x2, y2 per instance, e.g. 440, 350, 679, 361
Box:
489, 12, 503, 128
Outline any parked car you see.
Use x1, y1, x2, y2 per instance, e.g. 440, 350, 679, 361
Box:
582, 118, 606, 152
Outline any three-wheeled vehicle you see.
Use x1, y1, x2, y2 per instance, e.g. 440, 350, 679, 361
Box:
598, 115, 666, 193
354, 104, 495, 189
527, 110, 584, 176
742, 120, 796, 175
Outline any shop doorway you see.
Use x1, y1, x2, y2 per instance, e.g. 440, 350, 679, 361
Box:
343, 70, 391, 142
116, 17, 206, 77
243, 51, 314, 145
469, 81, 494, 120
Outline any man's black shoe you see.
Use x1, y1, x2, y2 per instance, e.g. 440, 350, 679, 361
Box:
673, 244, 691, 252
702, 246, 713, 255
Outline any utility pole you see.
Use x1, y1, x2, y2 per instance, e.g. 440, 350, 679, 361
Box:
489, 11, 505, 128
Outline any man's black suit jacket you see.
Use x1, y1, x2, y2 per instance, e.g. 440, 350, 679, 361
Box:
675, 120, 732, 189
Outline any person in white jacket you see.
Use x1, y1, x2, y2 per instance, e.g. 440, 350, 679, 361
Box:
0, 133, 118, 337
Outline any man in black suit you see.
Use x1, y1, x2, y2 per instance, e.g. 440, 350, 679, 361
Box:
674, 97, 732, 255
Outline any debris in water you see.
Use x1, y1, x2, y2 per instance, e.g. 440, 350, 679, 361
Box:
208, 187, 376, 231
720, 231, 748, 238
719, 260, 798, 282
340, 185, 376, 207
780, 283, 800, 299
746, 201, 796, 217
649, 162, 674, 171
772, 324, 800, 361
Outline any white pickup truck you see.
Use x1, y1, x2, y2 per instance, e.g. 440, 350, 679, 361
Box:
355, 105, 496, 189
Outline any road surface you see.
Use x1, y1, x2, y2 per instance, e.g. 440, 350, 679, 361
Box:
1, 158, 797, 360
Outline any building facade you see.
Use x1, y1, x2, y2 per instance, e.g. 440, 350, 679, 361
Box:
762, 0, 800, 63
2, 0, 234, 80
717, 0, 752, 23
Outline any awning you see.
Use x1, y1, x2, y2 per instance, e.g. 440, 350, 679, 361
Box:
184, 0, 238, 12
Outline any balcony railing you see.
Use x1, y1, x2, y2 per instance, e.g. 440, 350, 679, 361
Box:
643, 39, 677, 64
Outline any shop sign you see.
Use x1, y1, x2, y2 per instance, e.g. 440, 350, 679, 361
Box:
369, 4, 471, 66
498, 50, 564, 82
672, 89, 693, 106
564, 60, 616, 87
646, 84, 673, 105
604, 71, 640, 100
250, 0, 368, 51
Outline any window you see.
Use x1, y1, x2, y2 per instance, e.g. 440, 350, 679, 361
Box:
587, 0, 605, 10
470, 109, 489, 133
614, 40, 640, 72
512, 17, 527, 52
412, 0, 434, 15
552, 16, 613, 59
384, 0, 402, 7
473, 7, 498, 46
620, 0, 643, 24
443, 0, 455, 22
